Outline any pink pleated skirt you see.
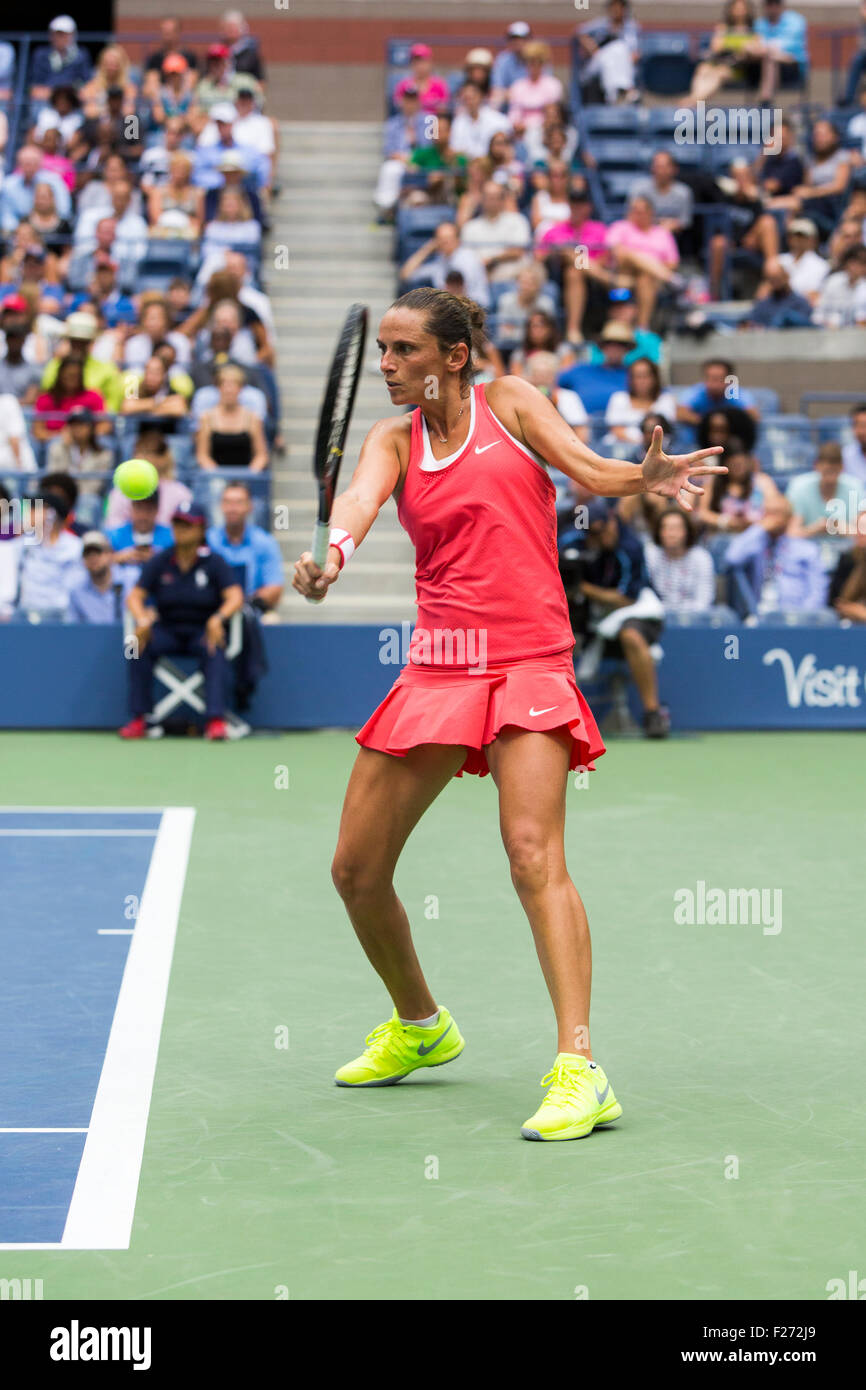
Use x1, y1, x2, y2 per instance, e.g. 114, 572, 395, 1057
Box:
356, 647, 606, 778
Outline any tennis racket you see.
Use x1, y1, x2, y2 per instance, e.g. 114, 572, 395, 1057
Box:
307, 302, 369, 601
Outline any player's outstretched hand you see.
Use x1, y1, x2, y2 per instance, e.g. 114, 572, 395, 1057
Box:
293, 551, 340, 603
640, 427, 727, 513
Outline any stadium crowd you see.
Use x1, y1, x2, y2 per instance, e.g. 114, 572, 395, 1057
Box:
382, 7, 866, 735
0, 13, 286, 734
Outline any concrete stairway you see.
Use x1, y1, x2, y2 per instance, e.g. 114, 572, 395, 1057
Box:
268, 121, 417, 625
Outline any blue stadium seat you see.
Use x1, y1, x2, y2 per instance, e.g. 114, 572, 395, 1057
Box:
394, 204, 454, 262
646, 107, 685, 137
589, 138, 647, 170
599, 170, 637, 203
664, 606, 740, 627
755, 610, 839, 627
581, 107, 642, 136
638, 33, 696, 97
749, 387, 781, 416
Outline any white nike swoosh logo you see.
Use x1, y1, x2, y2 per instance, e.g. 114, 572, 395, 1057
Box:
528, 706, 559, 717
474, 442, 500, 454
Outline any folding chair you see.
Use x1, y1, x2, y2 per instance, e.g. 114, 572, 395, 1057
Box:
122, 609, 251, 739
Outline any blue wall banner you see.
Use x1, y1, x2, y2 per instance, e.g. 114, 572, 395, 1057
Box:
1, 623, 865, 730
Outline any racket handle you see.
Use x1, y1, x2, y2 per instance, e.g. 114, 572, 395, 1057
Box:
305, 521, 331, 604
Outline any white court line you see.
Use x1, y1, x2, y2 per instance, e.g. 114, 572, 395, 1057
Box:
0, 806, 169, 813
57, 807, 196, 1251
98, 929, 134, 936
0, 829, 158, 837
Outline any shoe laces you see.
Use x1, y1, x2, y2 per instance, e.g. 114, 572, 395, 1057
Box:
540, 1058, 591, 1103
362, 1018, 402, 1060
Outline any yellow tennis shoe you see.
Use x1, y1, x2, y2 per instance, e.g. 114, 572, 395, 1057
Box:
521, 1053, 622, 1140
335, 1007, 465, 1086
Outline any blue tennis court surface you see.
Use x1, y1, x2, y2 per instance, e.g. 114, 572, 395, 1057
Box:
0, 808, 193, 1249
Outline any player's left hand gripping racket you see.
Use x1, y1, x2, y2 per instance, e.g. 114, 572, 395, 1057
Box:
306, 302, 369, 603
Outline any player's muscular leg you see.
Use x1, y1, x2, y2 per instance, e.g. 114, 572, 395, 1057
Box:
486, 728, 593, 1058
331, 744, 467, 1018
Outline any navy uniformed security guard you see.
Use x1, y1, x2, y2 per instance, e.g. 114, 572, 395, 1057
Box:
120, 500, 244, 740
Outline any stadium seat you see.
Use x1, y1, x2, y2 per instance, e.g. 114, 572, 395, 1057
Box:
589, 138, 647, 171
394, 204, 454, 262
749, 387, 781, 416
638, 33, 696, 97
581, 107, 642, 136
754, 610, 839, 627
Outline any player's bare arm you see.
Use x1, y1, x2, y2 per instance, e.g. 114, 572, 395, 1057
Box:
485, 375, 727, 511
292, 416, 409, 601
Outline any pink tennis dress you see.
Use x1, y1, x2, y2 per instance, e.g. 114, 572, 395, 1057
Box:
355, 383, 605, 777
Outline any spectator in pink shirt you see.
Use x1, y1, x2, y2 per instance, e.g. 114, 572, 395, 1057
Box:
394, 44, 451, 115
605, 196, 682, 329
536, 177, 612, 344
105, 429, 192, 529
507, 42, 563, 136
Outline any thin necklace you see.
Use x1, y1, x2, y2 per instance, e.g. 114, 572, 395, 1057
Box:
433, 400, 466, 443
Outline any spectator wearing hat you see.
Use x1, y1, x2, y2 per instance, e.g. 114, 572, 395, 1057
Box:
121, 500, 244, 741
231, 79, 275, 167
30, 17, 93, 101
0, 307, 43, 403
68, 531, 136, 623
558, 322, 634, 415
207, 480, 283, 611
17, 486, 84, 617
394, 45, 450, 114
587, 288, 663, 365
200, 150, 265, 225
777, 218, 829, 303
450, 82, 512, 161
195, 107, 270, 197
536, 178, 610, 344
0, 146, 72, 234
221, 10, 266, 82
149, 53, 196, 126
376, 84, 429, 215
143, 18, 200, 95
491, 22, 532, 107
0, 390, 37, 471
194, 45, 249, 117
507, 43, 563, 138
40, 312, 123, 412
462, 47, 494, 97
46, 405, 113, 494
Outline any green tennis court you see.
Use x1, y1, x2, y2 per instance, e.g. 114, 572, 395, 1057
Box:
0, 729, 860, 1301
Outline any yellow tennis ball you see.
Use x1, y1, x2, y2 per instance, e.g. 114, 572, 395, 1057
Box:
113, 458, 160, 500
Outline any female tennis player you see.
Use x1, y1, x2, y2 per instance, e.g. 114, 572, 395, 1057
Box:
293, 288, 724, 1141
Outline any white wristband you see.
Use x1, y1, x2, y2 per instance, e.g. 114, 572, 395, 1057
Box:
328, 527, 355, 570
